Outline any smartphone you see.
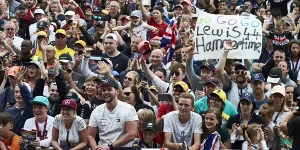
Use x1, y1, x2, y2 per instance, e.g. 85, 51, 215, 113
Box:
142, 76, 147, 82
196, 81, 203, 91
177, 15, 182, 27
78, 51, 83, 55
158, 94, 172, 102
66, 68, 72, 74
175, 53, 182, 62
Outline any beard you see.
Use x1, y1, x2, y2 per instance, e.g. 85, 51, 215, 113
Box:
236, 76, 246, 84
103, 94, 116, 103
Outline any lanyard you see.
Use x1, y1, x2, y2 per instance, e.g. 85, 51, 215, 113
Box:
35, 117, 48, 140
291, 60, 300, 73
239, 113, 252, 125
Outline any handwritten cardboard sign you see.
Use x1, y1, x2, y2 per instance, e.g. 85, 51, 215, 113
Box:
194, 12, 262, 60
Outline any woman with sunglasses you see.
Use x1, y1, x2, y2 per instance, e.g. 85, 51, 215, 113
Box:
226, 92, 264, 149
288, 1, 300, 26
25, 60, 42, 89
123, 84, 154, 113
51, 99, 87, 150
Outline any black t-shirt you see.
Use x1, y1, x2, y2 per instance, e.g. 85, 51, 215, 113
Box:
103, 52, 129, 73
71, 71, 86, 89
81, 97, 105, 119
226, 113, 264, 149
287, 116, 300, 150
270, 0, 288, 16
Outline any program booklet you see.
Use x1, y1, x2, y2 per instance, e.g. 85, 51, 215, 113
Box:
21, 129, 37, 150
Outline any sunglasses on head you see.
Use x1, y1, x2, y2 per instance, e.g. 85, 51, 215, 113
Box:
124, 92, 132, 96
56, 35, 66, 39
235, 70, 246, 75
171, 71, 180, 77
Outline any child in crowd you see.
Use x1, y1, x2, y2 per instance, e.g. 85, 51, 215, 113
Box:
242, 123, 268, 150
133, 122, 160, 148
0, 112, 20, 150
258, 104, 275, 148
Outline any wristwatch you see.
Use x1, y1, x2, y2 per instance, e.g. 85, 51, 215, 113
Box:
108, 142, 114, 150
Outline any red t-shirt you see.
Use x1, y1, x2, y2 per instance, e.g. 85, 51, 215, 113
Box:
149, 17, 168, 40
157, 101, 174, 118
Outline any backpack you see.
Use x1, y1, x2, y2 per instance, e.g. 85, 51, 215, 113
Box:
8, 133, 16, 146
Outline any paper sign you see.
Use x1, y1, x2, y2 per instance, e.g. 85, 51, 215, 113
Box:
194, 12, 263, 60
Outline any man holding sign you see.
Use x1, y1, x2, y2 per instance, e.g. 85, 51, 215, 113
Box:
193, 12, 262, 60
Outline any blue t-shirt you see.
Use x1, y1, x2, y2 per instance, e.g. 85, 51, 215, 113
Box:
255, 95, 268, 110
6, 106, 24, 117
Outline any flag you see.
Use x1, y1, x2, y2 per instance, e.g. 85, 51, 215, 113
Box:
161, 20, 177, 64
200, 133, 220, 150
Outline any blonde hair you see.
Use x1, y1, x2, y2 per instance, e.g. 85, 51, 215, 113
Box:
138, 109, 155, 123
268, 94, 289, 112
244, 123, 260, 141
258, 104, 275, 118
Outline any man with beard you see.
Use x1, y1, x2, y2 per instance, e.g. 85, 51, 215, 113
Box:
250, 73, 268, 110
163, 93, 201, 150
216, 42, 252, 107
88, 78, 138, 149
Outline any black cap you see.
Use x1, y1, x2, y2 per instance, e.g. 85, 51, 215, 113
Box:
65, 92, 80, 103
59, 53, 72, 62
37, 21, 48, 28
142, 122, 157, 132
204, 77, 221, 87
19, 3, 28, 9
235, 63, 248, 71
93, 7, 102, 13
96, 21, 105, 28
267, 67, 282, 83
48, 67, 55, 75
200, 62, 215, 72
101, 77, 119, 89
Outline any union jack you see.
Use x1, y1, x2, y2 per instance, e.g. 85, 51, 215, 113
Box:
161, 20, 178, 64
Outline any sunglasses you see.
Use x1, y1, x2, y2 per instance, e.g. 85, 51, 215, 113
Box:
56, 35, 66, 39
235, 70, 246, 75
125, 77, 133, 82
93, 16, 102, 20
6, 28, 14, 31
124, 92, 132, 96
37, 36, 47, 40
171, 71, 180, 77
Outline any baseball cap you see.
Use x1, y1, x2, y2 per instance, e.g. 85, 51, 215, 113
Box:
200, 62, 215, 72
93, 7, 102, 14
37, 21, 48, 28
174, 81, 189, 92
209, 89, 226, 103
143, 0, 151, 6
19, 3, 28, 9
181, 0, 191, 5
121, 16, 131, 22
271, 85, 285, 97
48, 67, 55, 75
37, 31, 48, 38
8, 66, 19, 76
26, 60, 41, 69
240, 92, 255, 103
65, 92, 79, 102
102, 9, 109, 15
251, 73, 265, 83
34, 9, 45, 15
105, 33, 118, 42
149, 86, 158, 93
131, 10, 142, 18
204, 77, 221, 87
65, 10, 75, 16
267, 67, 282, 84
111, 70, 120, 77
101, 77, 119, 89
61, 99, 78, 110
74, 40, 86, 48
101, 58, 113, 67
235, 63, 248, 71
138, 41, 151, 60
143, 122, 157, 132
174, 4, 183, 9
155, 0, 164, 5
59, 53, 72, 62
96, 21, 106, 28
30, 96, 49, 107
55, 29, 66, 36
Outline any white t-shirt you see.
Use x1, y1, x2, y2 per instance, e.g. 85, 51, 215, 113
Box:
53, 114, 86, 148
89, 100, 139, 147
270, 111, 290, 150
132, 22, 148, 41
23, 115, 55, 147
163, 111, 203, 147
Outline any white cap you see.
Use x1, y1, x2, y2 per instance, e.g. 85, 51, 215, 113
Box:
105, 33, 118, 42
34, 9, 45, 15
65, 11, 75, 16
142, 0, 151, 6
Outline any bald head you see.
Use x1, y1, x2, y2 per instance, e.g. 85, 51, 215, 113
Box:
150, 49, 164, 66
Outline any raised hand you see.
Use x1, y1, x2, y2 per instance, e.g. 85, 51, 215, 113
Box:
97, 61, 111, 76
15, 66, 26, 85
40, 61, 48, 77
84, 47, 93, 58
63, 69, 72, 83
257, 127, 264, 142
223, 40, 232, 51
187, 42, 198, 59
